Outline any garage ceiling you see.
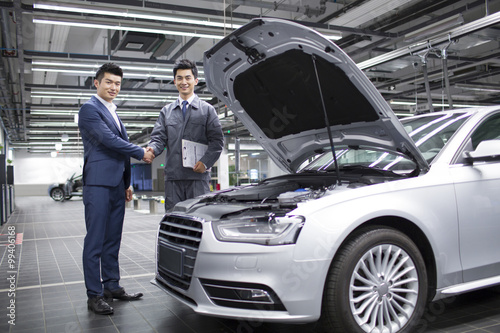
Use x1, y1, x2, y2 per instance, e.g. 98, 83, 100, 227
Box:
1, 0, 500, 155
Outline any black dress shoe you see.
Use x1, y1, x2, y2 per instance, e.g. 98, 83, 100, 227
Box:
103, 287, 143, 302
87, 296, 113, 315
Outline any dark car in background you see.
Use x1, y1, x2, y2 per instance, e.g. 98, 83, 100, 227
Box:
48, 173, 83, 201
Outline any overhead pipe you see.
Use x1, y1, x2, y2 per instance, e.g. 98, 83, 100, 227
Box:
418, 48, 435, 113
0, 8, 21, 140
358, 10, 500, 70
441, 37, 456, 109
14, 0, 26, 141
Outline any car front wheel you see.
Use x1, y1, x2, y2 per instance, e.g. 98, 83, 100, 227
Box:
320, 227, 428, 333
50, 188, 65, 201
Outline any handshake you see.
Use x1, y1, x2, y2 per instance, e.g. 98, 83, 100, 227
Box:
142, 147, 155, 164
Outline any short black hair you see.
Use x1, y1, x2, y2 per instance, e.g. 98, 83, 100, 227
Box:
95, 63, 123, 82
173, 59, 198, 79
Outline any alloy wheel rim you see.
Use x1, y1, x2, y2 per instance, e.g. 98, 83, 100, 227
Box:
53, 189, 63, 200
349, 244, 419, 333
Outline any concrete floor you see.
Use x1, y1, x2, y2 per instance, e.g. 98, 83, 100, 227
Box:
1, 196, 500, 333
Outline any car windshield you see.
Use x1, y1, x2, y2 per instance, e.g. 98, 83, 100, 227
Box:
299, 112, 470, 173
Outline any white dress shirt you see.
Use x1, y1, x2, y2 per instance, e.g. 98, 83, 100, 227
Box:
95, 94, 121, 131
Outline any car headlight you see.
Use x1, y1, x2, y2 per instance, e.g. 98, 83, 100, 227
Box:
212, 215, 305, 245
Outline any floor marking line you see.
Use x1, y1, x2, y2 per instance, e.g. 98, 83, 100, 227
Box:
0, 273, 154, 292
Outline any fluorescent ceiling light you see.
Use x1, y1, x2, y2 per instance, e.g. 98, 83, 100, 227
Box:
30, 109, 78, 115
390, 101, 415, 106
33, 19, 225, 40
30, 109, 160, 117
31, 60, 205, 76
31, 90, 174, 99
30, 122, 78, 127
32, 68, 95, 75
29, 136, 76, 140
33, 61, 173, 73
13, 142, 79, 146
32, 67, 173, 79
31, 95, 174, 102
33, 3, 242, 29
27, 129, 141, 134
29, 130, 80, 134
455, 83, 500, 93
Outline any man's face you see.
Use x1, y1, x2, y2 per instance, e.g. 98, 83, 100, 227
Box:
174, 69, 198, 98
94, 72, 122, 102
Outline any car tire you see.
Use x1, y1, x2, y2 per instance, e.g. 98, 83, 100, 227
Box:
319, 226, 428, 333
50, 187, 65, 201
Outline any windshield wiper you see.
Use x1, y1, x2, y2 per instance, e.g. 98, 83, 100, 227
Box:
338, 165, 404, 176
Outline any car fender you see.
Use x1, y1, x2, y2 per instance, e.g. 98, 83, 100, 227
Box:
48, 183, 64, 195
291, 170, 462, 293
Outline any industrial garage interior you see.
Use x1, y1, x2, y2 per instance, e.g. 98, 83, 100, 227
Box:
1, 0, 500, 332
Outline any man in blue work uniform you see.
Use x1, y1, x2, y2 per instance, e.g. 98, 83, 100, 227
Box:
148, 59, 224, 211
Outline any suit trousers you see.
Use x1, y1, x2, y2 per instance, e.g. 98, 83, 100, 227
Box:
82, 181, 125, 297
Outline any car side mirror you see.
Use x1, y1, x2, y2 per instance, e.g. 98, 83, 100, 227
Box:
463, 139, 500, 165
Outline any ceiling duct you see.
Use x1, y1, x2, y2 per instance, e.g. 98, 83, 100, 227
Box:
111, 31, 163, 53
151, 36, 178, 58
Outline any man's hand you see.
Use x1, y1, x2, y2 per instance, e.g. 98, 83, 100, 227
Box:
125, 186, 134, 202
193, 161, 206, 173
142, 147, 155, 163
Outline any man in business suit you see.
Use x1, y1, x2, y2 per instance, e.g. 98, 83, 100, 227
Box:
78, 63, 154, 315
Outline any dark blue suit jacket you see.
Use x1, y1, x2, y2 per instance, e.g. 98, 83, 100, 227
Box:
78, 96, 144, 188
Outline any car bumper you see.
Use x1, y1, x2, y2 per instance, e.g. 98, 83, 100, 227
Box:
152, 238, 330, 323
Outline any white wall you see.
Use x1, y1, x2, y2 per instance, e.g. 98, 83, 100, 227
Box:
12, 150, 84, 196
14, 150, 84, 184
11, 150, 146, 196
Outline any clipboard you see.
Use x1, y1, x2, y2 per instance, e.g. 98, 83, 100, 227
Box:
182, 139, 208, 168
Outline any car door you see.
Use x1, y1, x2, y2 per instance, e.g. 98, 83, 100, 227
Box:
449, 112, 500, 282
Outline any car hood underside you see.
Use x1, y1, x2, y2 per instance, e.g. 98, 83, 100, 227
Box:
204, 18, 428, 173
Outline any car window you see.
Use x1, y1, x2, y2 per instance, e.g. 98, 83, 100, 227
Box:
299, 147, 416, 174
299, 112, 470, 174
470, 113, 500, 149
401, 112, 469, 163
454, 112, 500, 164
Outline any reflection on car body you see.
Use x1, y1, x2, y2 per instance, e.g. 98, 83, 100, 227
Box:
152, 18, 500, 333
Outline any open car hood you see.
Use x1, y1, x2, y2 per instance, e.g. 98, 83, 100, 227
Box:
204, 18, 429, 173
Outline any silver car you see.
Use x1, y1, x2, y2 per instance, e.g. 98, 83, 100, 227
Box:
152, 18, 500, 333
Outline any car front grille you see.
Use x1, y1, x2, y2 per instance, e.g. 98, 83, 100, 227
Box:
199, 278, 287, 311
157, 215, 203, 290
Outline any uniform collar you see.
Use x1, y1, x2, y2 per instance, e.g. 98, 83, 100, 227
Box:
178, 94, 196, 108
